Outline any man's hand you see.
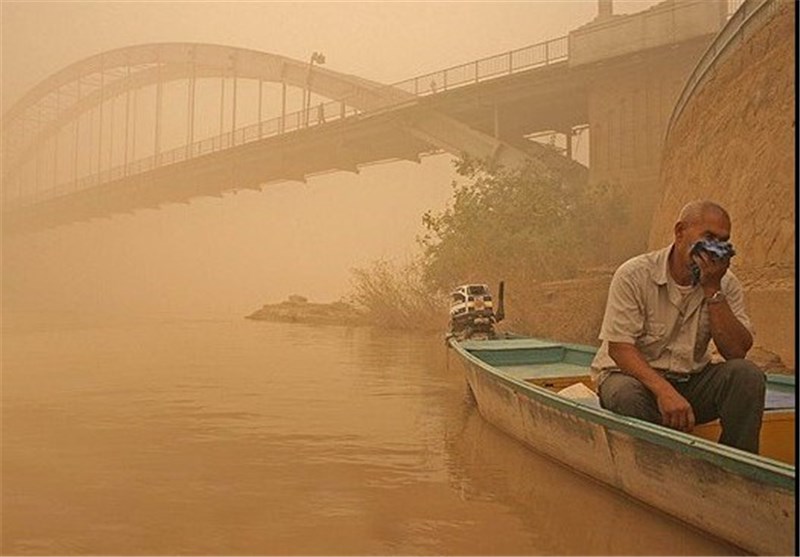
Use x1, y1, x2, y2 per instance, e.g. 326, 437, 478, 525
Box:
692, 251, 729, 294
690, 251, 754, 359
654, 385, 695, 432
609, 342, 697, 433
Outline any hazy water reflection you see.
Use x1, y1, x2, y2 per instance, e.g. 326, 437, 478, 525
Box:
2, 313, 742, 555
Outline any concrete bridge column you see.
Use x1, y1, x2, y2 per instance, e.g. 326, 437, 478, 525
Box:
570, 0, 726, 262
585, 59, 691, 260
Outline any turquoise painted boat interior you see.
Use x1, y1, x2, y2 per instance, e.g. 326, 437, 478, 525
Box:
462, 338, 595, 367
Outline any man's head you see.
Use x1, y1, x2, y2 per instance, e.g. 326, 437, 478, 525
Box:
673, 200, 731, 254
669, 200, 732, 285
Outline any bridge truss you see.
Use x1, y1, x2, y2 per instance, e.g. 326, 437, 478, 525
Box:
2, 37, 575, 233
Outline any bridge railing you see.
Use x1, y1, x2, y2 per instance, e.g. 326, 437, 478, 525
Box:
7, 35, 569, 211
390, 35, 568, 97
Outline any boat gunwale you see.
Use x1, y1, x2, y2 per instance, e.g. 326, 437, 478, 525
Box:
449, 337, 796, 490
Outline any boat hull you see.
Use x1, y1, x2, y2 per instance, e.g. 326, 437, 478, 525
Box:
451, 342, 796, 555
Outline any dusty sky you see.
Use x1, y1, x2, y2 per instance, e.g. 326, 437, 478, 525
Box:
2, 1, 660, 317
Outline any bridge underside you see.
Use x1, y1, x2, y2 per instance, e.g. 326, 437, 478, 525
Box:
4, 96, 588, 235
5, 40, 596, 237
2, 115, 417, 234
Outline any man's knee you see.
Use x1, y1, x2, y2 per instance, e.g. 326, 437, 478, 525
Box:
599, 373, 660, 423
720, 359, 766, 395
709, 359, 765, 453
706, 358, 766, 417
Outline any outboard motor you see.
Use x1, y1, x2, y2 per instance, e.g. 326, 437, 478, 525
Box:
448, 282, 505, 340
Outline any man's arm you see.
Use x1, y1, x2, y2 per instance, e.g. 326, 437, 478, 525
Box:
608, 342, 696, 432
705, 299, 753, 359
695, 252, 753, 359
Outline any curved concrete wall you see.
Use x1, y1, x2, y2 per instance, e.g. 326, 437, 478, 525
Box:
652, 0, 795, 366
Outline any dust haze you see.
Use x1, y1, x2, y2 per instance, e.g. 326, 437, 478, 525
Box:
1, 1, 660, 318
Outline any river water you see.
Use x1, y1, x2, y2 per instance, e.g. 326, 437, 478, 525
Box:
2, 312, 741, 555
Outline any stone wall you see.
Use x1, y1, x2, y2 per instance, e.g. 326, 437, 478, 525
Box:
506, 274, 613, 346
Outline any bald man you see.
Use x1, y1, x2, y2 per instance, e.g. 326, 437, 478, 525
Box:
591, 200, 764, 453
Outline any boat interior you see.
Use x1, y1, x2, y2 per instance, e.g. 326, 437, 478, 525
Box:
462, 338, 796, 465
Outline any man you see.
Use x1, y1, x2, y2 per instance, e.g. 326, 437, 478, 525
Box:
591, 200, 765, 453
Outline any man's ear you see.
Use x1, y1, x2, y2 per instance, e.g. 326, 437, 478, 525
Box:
674, 221, 685, 241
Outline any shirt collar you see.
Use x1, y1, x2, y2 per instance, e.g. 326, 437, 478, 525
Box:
652, 244, 674, 286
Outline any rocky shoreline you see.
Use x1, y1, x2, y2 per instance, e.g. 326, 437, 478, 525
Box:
245, 295, 367, 326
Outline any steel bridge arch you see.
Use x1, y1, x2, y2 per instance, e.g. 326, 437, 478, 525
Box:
3, 41, 589, 236
2, 42, 403, 183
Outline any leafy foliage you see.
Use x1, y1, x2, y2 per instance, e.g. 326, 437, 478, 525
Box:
419, 155, 626, 292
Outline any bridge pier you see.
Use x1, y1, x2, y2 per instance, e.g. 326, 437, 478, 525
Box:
571, 0, 728, 263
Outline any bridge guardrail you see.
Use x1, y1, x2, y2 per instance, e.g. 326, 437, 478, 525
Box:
665, 0, 778, 142
6, 35, 569, 211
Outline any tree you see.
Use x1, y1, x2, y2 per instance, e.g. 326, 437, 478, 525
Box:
419, 155, 626, 292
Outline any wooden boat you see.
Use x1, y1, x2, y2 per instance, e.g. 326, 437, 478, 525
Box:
447, 335, 796, 555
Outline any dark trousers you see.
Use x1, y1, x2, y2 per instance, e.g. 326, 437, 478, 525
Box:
598, 359, 766, 453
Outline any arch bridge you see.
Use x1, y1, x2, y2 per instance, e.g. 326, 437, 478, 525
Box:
3, 40, 578, 234
3, 0, 731, 243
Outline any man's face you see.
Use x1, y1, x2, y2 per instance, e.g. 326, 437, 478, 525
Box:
675, 210, 732, 260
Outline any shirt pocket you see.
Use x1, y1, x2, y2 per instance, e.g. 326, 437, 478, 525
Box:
640, 321, 667, 346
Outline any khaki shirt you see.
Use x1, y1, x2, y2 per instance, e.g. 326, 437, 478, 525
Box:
591, 245, 753, 385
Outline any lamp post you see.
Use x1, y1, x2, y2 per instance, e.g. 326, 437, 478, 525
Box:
304, 51, 325, 126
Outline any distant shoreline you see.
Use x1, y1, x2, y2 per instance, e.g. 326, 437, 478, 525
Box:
245, 296, 367, 326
